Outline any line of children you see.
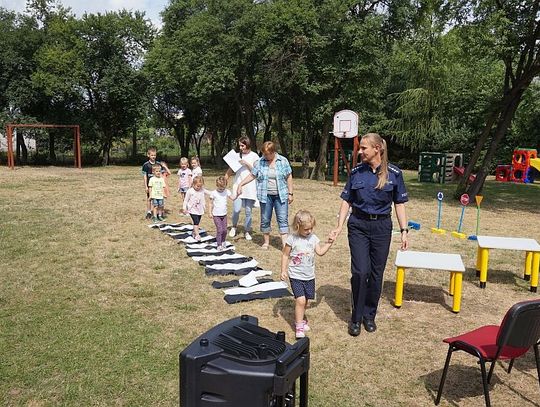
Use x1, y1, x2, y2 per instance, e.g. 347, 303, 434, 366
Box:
281, 210, 335, 339
143, 150, 336, 341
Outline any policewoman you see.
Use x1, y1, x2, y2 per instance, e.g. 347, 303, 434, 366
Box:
331, 133, 409, 337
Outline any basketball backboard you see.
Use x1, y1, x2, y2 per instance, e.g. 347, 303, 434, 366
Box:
333, 110, 358, 138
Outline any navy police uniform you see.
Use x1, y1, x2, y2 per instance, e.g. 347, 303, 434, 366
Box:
340, 162, 408, 323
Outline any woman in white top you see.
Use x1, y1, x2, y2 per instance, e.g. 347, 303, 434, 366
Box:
225, 136, 259, 240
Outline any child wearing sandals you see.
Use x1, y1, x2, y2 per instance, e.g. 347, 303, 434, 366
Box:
281, 210, 335, 339
182, 175, 206, 241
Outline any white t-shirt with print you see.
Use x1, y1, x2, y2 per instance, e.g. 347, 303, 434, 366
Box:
210, 189, 231, 216
286, 233, 320, 280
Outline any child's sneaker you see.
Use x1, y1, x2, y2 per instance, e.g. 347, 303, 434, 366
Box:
303, 320, 310, 332
229, 227, 236, 237
194, 235, 201, 242
157, 215, 164, 221
244, 232, 252, 241
152, 216, 158, 223
145, 211, 152, 220
295, 323, 305, 339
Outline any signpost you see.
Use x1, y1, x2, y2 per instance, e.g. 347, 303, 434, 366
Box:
431, 191, 447, 234
452, 193, 469, 239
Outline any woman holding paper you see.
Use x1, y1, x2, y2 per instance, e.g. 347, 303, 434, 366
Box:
225, 136, 259, 241
236, 141, 293, 249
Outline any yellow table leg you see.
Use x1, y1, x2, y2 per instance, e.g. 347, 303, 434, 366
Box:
449, 272, 455, 296
531, 252, 540, 293
525, 251, 533, 281
452, 273, 463, 313
395, 267, 405, 308
475, 246, 481, 277
479, 248, 489, 288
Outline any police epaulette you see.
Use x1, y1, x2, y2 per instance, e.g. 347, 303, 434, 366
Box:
388, 163, 401, 174
350, 164, 365, 174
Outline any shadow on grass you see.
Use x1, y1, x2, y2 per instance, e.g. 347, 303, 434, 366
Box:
463, 266, 533, 289
421, 364, 500, 406
272, 297, 296, 330
315, 284, 351, 323
422, 361, 539, 406
381, 281, 453, 312
271, 284, 350, 329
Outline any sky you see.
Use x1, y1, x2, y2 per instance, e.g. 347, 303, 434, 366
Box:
0, 0, 169, 27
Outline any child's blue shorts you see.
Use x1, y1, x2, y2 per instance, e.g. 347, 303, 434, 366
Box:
289, 278, 315, 300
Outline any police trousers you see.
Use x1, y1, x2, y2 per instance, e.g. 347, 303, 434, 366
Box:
347, 215, 392, 322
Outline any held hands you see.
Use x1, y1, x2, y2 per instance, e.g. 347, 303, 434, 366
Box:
236, 185, 243, 196
329, 227, 342, 242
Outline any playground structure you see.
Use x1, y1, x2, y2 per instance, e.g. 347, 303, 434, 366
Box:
495, 148, 539, 183
4, 123, 82, 169
418, 152, 466, 184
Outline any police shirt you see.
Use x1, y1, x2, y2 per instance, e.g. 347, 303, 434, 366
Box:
340, 163, 408, 215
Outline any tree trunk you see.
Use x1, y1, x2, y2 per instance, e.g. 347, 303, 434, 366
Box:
465, 89, 525, 199
311, 119, 330, 181
301, 107, 311, 179
262, 100, 272, 143
16, 130, 28, 164
132, 128, 137, 160
454, 109, 499, 198
174, 123, 189, 158
101, 134, 111, 165
49, 131, 56, 163
276, 109, 289, 157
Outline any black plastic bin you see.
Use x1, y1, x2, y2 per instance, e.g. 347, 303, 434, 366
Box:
180, 315, 310, 407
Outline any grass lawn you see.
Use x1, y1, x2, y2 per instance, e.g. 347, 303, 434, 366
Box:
1, 165, 539, 406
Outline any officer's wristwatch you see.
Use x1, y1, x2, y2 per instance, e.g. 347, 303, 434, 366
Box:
400, 228, 409, 234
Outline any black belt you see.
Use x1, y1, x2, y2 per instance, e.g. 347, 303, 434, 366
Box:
352, 208, 390, 220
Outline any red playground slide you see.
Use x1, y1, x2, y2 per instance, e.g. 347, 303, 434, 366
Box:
453, 166, 476, 183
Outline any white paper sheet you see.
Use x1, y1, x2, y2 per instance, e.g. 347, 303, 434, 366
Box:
223, 149, 242, 172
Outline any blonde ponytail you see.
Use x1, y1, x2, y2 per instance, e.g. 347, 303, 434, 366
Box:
362, 133, 388, 189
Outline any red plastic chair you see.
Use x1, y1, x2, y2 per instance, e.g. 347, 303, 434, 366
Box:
435, 299, 540, 406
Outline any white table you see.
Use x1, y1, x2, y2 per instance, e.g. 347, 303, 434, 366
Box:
394, 250, 466, 313
476, 236, 540, 291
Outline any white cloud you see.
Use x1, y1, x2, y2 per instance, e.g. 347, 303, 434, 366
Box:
0, 0, 169, 27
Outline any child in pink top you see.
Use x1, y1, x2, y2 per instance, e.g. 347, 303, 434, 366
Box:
182, 175, 206, 240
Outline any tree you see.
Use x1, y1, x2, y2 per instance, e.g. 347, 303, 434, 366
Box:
33, 10, 154, 164
455, 0, 540, 199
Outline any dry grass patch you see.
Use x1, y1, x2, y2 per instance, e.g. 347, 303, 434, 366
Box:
0, 165, 539, 406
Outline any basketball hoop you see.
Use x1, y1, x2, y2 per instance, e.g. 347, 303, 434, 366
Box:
331, 110, 360, 185
333, 110, 358, 138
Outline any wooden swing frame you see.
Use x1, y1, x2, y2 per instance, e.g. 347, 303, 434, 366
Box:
5, 123, 81, 169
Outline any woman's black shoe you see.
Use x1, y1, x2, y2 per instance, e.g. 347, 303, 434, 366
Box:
348, 321, 361, 336
363, 319, 377, 333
